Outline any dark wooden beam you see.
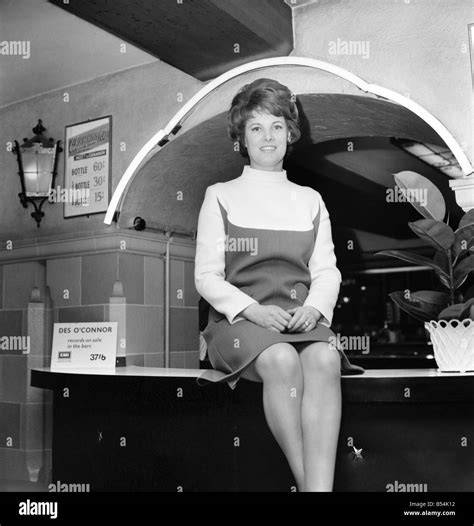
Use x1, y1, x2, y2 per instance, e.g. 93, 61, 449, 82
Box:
48, 0, 293, 80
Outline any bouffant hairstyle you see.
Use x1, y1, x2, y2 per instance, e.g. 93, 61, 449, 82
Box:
228, 78, 301, 158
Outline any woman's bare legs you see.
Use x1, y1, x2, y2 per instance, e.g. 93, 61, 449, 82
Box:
240, 342, 305, 491
240, 340, 341, 492
297, 341, 342, 491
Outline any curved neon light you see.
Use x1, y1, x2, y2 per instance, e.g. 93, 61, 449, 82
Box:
104, 56, 473, 225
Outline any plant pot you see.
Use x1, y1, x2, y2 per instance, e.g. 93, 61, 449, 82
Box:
424, 319, 474, 372
448, 177, 474, 213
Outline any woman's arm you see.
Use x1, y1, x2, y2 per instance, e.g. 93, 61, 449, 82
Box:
303, 191, 343, 327
194, 185, 258, 324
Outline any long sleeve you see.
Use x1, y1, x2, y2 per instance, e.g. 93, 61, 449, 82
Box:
194, 185, 258, 324
303, 191, 342, 327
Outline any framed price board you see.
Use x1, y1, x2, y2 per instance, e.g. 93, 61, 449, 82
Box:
64, 115, 112, 218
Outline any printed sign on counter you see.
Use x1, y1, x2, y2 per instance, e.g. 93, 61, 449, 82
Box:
51, 322, 118, 370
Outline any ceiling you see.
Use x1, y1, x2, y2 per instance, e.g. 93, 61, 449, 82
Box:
0, 0, 306, 108
0, 0, 157, 108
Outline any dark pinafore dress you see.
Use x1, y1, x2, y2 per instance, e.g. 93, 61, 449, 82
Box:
197, 198, 364, 389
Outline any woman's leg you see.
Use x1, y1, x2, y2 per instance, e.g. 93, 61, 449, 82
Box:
240, 342, 305, 491
297, 341, 342, 491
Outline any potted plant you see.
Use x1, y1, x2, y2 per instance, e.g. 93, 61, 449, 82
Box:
375, 171, 474, 372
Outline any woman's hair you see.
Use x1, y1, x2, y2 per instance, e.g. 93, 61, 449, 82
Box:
228, 78, 301, 158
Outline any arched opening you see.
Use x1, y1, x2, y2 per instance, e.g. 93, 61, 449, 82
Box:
104, 56, 473, 225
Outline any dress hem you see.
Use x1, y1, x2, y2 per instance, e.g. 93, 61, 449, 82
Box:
196, 337, 364, 389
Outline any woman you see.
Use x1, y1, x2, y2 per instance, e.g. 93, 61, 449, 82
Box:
194, 78, 363, 492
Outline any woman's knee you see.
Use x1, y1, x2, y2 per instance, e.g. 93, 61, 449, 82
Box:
254, 342, 301, 382
300, 342, 341, 378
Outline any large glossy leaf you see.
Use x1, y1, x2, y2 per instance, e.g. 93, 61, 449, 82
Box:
452, 224, 474, 262
438, 298, 474, 321
374, 250, 449, 277
409, 290, 450, 319
393, 171, 446, 220
411, 290, 450, 307
433, 251, 453, 289
408, 219, 455, 251
455, 276, 469, 290
434, 269, 452, 290
433, 250, 451, 273
465, 284, 474, 301
389, 291, 437, 322
453, 255, 474, 289
458, 209, 474, 229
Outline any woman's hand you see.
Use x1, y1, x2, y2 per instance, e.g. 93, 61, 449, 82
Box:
286, 306, 322, 333
240, 304, 293, 332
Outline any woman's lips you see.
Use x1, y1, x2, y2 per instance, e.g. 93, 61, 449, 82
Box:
260, 146, 277, 151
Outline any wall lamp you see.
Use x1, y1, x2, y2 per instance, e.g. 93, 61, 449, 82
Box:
12, 119, 62, 227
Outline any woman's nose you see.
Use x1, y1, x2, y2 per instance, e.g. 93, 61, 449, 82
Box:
263, 129, 274, 141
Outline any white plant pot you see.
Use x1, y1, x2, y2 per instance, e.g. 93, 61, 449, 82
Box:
448, 177, 474, 213
424, 319, 474, 372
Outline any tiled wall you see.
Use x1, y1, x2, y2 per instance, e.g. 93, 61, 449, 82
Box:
169, 259, 201, 368
0, 262, 52, 484
0, 235, 200, 484
46, 251, 199, 368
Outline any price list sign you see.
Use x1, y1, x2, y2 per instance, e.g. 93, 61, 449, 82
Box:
64, 116, 112, 218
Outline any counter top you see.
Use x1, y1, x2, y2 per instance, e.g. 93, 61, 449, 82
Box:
31, 366, 474, 403
32, 365, 474, 379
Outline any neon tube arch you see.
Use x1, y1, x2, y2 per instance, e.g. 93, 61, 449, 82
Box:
104, 56, 473, 225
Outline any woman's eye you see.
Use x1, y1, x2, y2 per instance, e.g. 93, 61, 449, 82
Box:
251, 127, 260, 132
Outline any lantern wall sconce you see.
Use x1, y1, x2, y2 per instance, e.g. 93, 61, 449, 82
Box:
12, 119, 63, 227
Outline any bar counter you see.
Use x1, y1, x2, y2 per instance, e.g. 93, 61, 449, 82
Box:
31, 366, 474, 492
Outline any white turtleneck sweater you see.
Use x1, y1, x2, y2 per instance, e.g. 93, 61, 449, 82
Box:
194, 165, 342, 328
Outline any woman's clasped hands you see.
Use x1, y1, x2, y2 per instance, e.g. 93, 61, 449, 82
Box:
241, 303, 321, 333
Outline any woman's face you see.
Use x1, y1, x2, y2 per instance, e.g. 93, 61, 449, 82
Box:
244, 110, 288, 171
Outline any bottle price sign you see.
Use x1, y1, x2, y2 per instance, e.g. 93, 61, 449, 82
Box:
50, 322, 118, 370
64, 116, 112, 218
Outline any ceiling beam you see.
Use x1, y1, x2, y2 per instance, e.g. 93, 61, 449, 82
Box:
48, 0, 294, 81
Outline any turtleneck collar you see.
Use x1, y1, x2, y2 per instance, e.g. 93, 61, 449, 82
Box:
239, 165, 288, 183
